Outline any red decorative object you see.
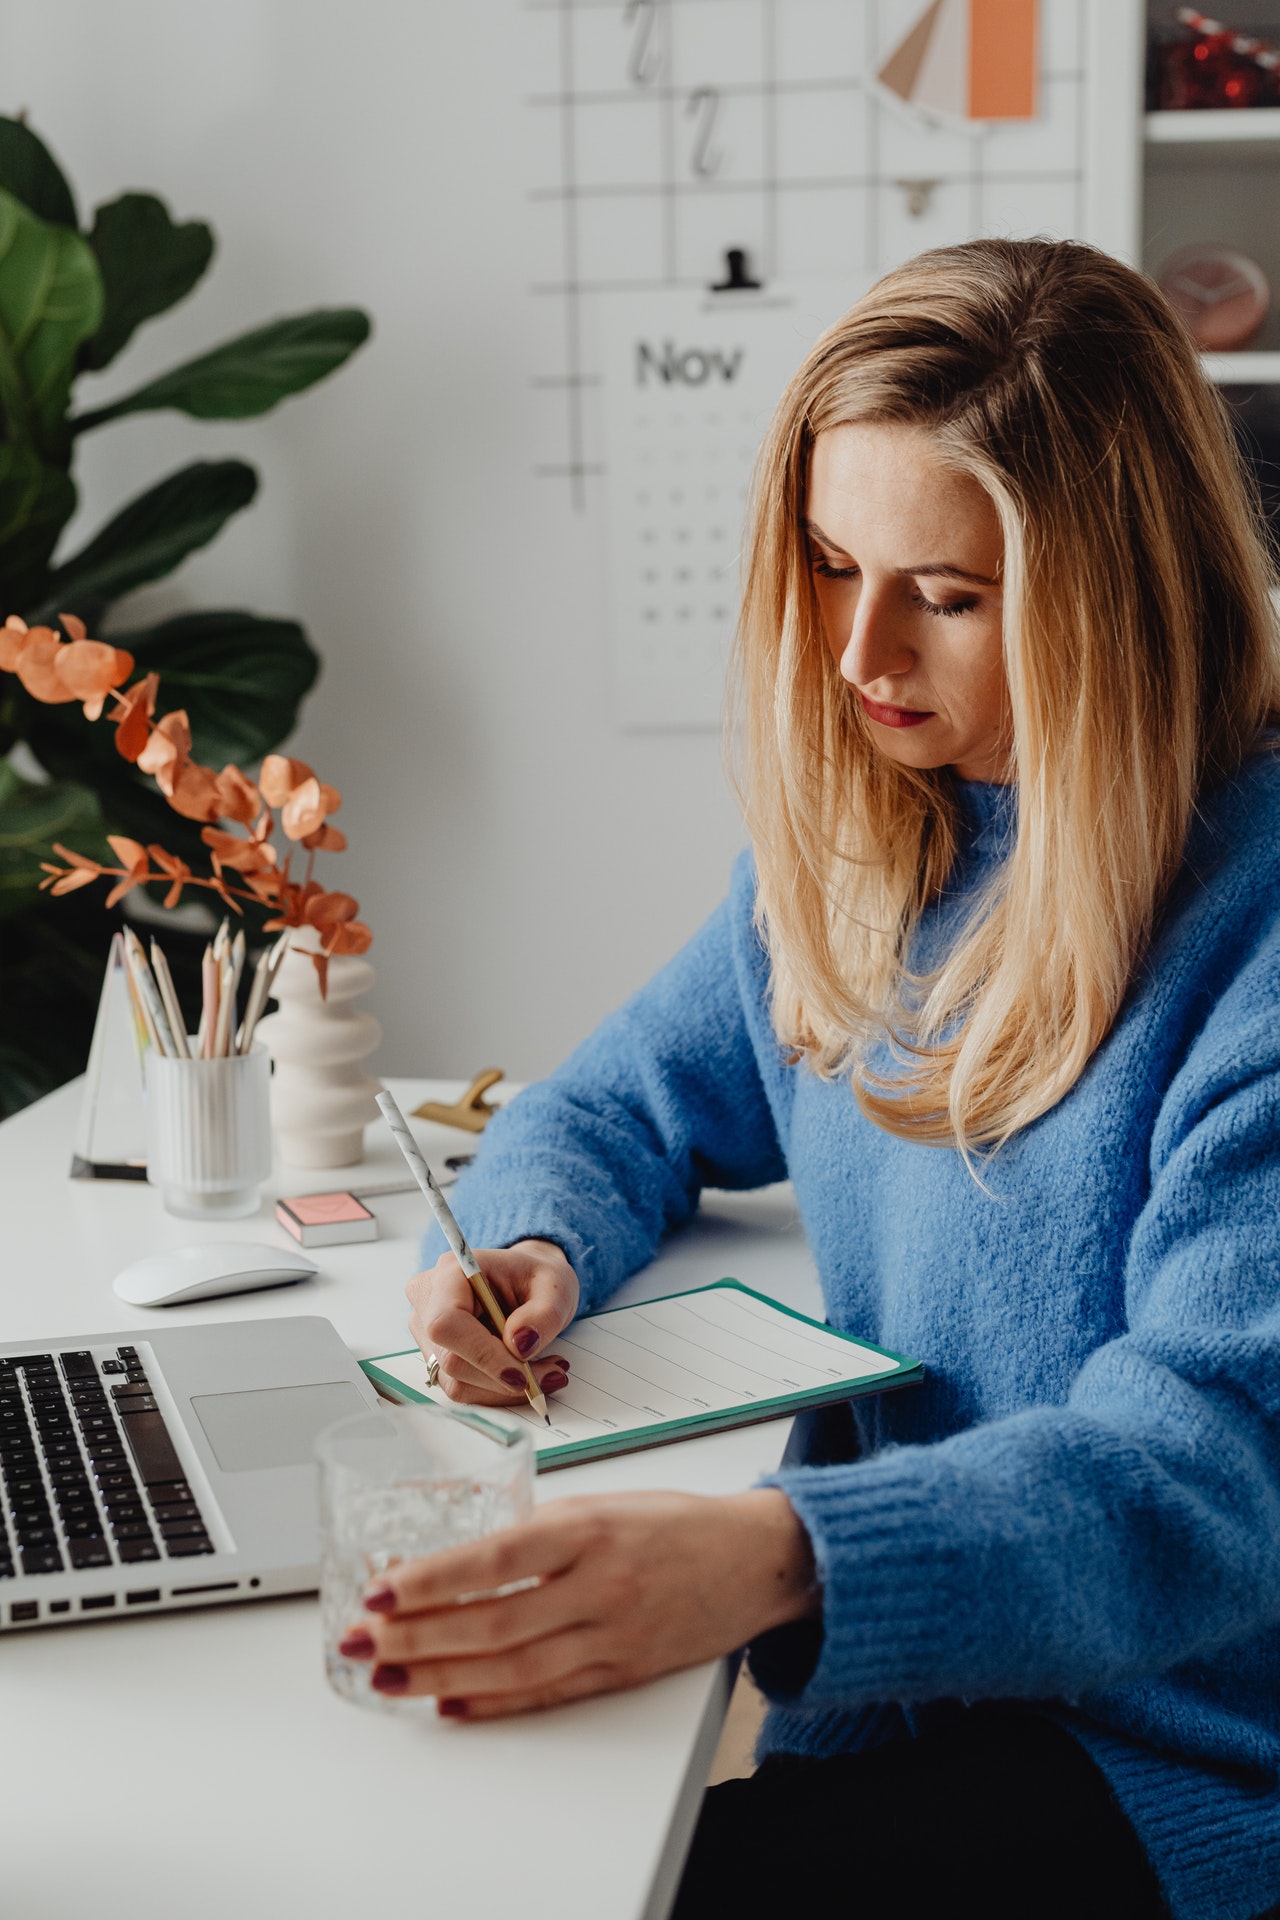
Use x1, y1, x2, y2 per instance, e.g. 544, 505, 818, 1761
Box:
1151, 9, 1280, 112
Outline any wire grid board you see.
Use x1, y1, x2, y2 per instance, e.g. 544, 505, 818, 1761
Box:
523, 0, 1088, 726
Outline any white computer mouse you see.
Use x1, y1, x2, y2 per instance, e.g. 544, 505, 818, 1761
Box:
112, 1241, 319, 1309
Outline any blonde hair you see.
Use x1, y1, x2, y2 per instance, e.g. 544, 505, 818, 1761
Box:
735, 237, 1280, 1150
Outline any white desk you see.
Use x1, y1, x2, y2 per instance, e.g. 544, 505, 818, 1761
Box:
1, 1078, 821, 1920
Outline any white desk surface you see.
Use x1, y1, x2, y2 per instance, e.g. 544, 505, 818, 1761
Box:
1, 1077, 821, 1920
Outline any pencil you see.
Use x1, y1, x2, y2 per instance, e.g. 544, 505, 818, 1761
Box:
374, 1090, 551, 1425
124, 930, 176, 1058
150, 938, 190, 1059
198, 945, 219, 1059
212, 956, 235, 1058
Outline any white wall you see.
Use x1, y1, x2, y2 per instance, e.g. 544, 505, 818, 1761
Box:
2, 0, 747, 1084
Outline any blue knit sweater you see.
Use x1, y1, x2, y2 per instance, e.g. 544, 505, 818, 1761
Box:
431, 757, 1280, 1920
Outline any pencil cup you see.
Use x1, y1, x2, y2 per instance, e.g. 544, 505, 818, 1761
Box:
144, 1046, 273, 1220
317, 1403, 534, 1714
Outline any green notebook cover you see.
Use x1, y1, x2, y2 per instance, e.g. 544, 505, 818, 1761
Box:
361, 1278, 923, 1472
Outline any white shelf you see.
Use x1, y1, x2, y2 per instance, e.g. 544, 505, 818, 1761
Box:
1201, 351, 1280, 384
1147, 108, 1280, 145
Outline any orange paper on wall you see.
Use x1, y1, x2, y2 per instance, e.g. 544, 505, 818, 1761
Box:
879, 0, 1038, 123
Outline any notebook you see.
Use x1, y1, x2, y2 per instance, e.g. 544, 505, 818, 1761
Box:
361, 1280, 923, 1471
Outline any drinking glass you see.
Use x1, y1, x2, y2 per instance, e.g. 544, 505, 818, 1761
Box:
316, 1401, 535, 1712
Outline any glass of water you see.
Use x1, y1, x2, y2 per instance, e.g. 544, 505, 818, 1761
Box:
316, 1401, 535, 1712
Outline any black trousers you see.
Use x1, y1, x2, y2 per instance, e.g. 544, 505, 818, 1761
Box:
671, 1702, 1171, 1920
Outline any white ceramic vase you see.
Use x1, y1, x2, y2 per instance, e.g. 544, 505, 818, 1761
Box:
255, 946, 382, 1168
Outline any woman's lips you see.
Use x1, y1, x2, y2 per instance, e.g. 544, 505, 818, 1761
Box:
859, 693, 935, 730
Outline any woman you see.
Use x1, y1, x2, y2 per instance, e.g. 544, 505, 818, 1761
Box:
343, 241, 1280, 1920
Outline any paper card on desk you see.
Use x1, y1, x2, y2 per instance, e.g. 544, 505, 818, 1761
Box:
361, 1281, 922, 1471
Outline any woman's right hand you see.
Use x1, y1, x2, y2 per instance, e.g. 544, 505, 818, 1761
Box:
405, 1238, 579, 1407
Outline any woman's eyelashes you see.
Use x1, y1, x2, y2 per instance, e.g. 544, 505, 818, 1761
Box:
911, 590, 978, 620
810, 551, 979, 619
811, 552, 858, 581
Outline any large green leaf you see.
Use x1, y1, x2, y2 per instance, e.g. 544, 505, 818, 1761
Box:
0, 117, 77, 230
0, 186, 102, 447
71, 308, 370, 432
0, 442, 75, 611
82, 193, 215, 372
0, 760, 106, 921
36, 459, 257, 627
115, 608, 320, 765
0, 887, 126, 1119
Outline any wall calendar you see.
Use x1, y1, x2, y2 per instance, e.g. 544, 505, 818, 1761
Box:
522, 0, 1086, 726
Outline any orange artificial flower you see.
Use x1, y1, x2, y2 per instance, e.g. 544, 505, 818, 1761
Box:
3, 609, 371, 973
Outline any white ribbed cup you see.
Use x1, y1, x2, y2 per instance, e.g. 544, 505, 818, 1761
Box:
145, 1046, 273, 1220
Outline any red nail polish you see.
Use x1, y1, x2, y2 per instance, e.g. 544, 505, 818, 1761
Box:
438, 1697, 468, 1718
541, 1371, 569, 1394
339, 1629, 375, 1659
363, 1587, 396, 1613
371, 1663, 410, 1694
501, 1368, 525, 1389
513, 1328, 538, 1358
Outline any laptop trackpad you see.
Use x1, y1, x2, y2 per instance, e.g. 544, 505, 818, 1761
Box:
191, 1382, 368, 1472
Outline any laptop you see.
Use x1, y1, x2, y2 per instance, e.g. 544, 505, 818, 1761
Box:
0, 1316, 381, 1631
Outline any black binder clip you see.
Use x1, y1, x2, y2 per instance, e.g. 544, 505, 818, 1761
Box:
710, 248, 762, 293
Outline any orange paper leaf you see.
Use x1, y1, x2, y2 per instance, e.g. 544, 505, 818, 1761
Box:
201, 827, 279, 874
280, 776, 327, 842
57, 613, 87, 641
303, 889, 359, 930
302, 824, 347, 853
0, 616, 29, 672
137, 710, 193, 795
51, 842, 103, 872
105, 835, 148, 872
259, 754, 314, 808
104, 872, 148, 908
113, 675, 159, 762
215, 765, 261, 825
325, 919, 372, 956
48, 867, 102, 896
15, 630, 78, 704
55, 640, 135, 721
167, 762, 223, 822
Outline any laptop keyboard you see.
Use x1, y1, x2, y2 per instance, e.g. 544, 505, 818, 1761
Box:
0, 1346, 213, 1581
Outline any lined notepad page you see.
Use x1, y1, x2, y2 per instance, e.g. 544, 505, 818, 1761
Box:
368, 1286, 901, 1455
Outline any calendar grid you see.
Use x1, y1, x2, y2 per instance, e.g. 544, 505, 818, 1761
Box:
526, 0, 1090, 510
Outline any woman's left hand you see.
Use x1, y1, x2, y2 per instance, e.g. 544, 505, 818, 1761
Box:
338, 1488, 818, 1719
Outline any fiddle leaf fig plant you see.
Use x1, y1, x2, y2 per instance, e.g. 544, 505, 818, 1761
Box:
0, 114, 372, 1117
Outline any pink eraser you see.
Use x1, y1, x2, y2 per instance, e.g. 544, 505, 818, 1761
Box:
276, 1192, 378, 1247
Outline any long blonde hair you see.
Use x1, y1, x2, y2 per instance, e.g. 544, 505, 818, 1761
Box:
736, 237, 1280, 1149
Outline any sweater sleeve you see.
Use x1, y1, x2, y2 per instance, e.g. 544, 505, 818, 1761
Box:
422, 853, 787, 1311
754, 929, 1280, 1711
